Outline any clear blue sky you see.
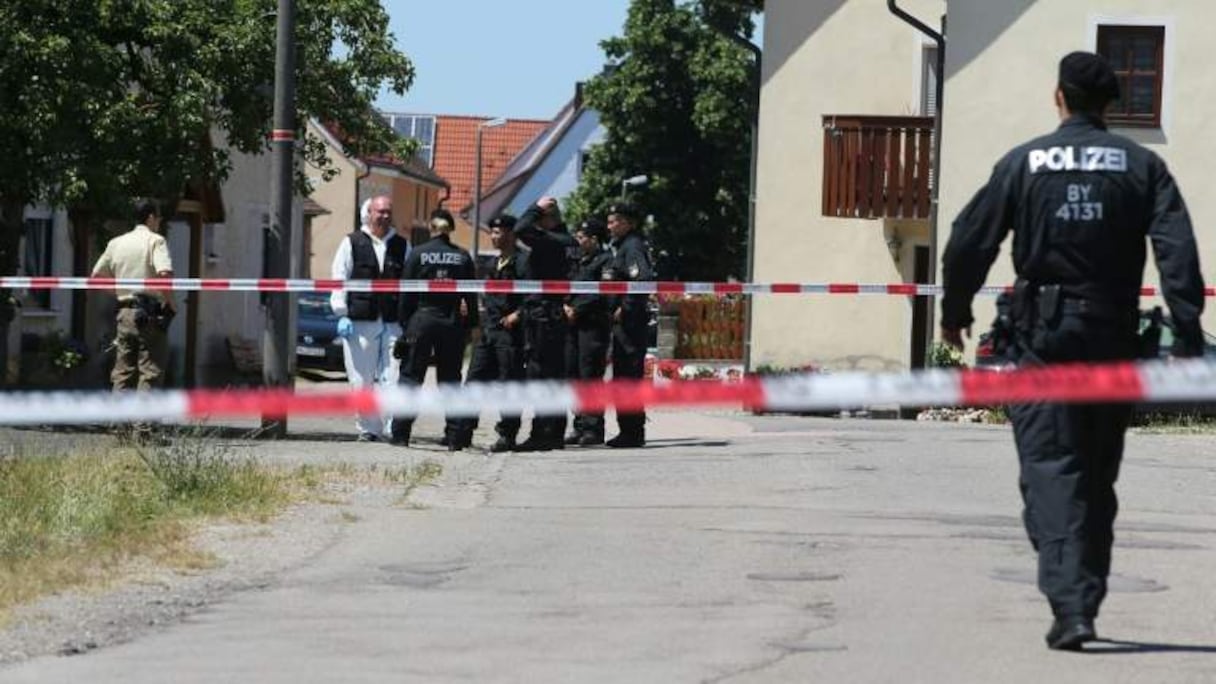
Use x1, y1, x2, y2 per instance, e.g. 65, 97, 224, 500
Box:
376, 0, 632, 120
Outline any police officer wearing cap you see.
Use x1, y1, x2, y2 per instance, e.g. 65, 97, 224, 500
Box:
562, 218, 614, 446
513, 196, 581, 451
390, 209, 478, 449
604, 202, 654, 448
457, 213, 529, 452
941, 52, 1205, 651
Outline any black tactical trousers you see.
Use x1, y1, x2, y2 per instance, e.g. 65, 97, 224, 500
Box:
524, 306, 569, 443
611, 313, 649, 438
1008, 311, 1137, 619
463, 327, 525, 439
567, 321, 610, 439
392, 311, 467, 442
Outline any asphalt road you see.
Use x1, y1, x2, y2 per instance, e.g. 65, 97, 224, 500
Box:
6, 410, 1216, 683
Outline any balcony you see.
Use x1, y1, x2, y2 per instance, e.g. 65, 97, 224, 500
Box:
822, 115, 934, 221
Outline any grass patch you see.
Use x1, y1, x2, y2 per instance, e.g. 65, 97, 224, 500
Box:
0, 431, 292, 622
1132, 411, 1216, 434
0, 432, 446, 623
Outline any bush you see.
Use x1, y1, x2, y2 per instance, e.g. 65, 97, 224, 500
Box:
927, 341, 966, 369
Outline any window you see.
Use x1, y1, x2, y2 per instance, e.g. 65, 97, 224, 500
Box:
21, 218, 53, 308
388, 114, 436, 166
921, 45, 939, 117
1097, 25, 1164, 128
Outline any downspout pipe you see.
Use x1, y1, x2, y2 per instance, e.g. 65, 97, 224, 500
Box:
708, 24, 761, 373
888, 0, 945, 364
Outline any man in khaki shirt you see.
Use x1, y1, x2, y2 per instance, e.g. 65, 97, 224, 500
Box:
92, 200, 175, 393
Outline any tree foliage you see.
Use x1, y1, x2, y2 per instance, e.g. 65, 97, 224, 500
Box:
566, 0, 760, 281
0, 0, 416, 362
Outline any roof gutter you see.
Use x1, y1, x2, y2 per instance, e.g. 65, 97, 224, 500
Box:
888, 0, 945, 366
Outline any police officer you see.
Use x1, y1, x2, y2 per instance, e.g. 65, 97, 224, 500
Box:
458, 214, 529, 452
92, 199, 176, 404
514, 196, 581, 451
562, 218, 614, 446
941, 52, 1205, 651
331, 195, 409, 441
605, 202, 654, 448
390, 209, 478, 449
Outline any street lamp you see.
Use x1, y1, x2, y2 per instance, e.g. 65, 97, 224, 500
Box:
472, 117, 507, 267
621, 174, 649, 198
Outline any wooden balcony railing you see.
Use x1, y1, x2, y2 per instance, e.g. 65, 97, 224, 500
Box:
822, 115, 934, 220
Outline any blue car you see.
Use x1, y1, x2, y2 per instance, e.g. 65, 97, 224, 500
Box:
296, 292, 346, 372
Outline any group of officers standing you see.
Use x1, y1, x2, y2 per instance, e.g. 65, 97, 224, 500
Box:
330, 194, 652, 452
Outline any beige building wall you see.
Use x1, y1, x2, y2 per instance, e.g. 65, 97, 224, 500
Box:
307, 121, 362, 278
752, 0, 944, 371
940, 0, 1216, 350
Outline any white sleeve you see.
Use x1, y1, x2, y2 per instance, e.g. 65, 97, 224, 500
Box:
330, 236, 353, 317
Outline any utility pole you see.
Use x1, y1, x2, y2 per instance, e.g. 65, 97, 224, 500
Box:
262, 0, 297, 437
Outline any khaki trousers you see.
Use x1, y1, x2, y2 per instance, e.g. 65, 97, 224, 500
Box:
111, 307, 168, 391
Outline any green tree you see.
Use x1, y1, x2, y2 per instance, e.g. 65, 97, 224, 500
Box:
566, 0, 760, 281
0, 0, 415, 381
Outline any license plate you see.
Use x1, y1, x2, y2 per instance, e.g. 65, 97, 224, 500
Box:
296, 345, 326, 358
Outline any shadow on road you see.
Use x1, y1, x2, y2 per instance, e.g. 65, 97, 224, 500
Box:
1086, 638, 1216, 655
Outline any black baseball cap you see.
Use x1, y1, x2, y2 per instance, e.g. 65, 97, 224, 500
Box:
576, 218, 607, 242
488, 214, 517, 230
1059, 51, 1120, 103
606, 202, 641, 221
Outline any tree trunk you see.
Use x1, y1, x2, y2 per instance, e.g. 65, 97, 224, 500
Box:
0, 198, 26, 388
67, 206, 96, 342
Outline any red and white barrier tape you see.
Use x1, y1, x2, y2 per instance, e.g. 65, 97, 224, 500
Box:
2, 359, 1214, 426
1, 276, 1208, 298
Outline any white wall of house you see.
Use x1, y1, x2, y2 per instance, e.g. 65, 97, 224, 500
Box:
505, 110, 605, 215
939, 0, 1216, 345
752, 0, 944, 371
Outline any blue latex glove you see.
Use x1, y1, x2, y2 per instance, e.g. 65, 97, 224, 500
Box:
336, 316, 354, 339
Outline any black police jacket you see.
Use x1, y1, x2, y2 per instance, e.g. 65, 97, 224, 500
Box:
397, 234, 478, 328
515, 206, 580, 310
569, 249, 614, 326
482, 250, 529, 329
942, 115, 1205, 354
608, 231, 654, 324
346, 231, 408, 322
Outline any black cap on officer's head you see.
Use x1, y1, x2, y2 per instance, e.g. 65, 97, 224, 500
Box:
576, 218, 608, 243
606, 202, 641, 222
1058, 51, 1120, 105
488, 214, 517, 231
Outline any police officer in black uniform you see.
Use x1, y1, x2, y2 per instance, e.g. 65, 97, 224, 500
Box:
458, 214, 529, 452
605, 202, 654, 448
514, 196, 581, 451
390, 209, 478, 449
941, 52, 1205, 651
562, 218, 615, 446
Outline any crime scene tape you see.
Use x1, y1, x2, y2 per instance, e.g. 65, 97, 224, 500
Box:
1, 276, 1210, 298
1, 359, 1214, 426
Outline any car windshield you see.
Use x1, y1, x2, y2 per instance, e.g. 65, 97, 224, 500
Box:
298, 293, 338, 320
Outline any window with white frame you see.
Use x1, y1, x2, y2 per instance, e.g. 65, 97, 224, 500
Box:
1097, 25, 1165, 128
21, 217, 53, 308
388, 114, 437, 166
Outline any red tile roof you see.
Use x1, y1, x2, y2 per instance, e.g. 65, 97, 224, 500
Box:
432, 115, 550, 215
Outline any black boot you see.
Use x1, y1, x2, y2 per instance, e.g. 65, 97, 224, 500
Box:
606, 432, 645, 448
489, 435, 516, 453
1045, 616, 1096, 651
